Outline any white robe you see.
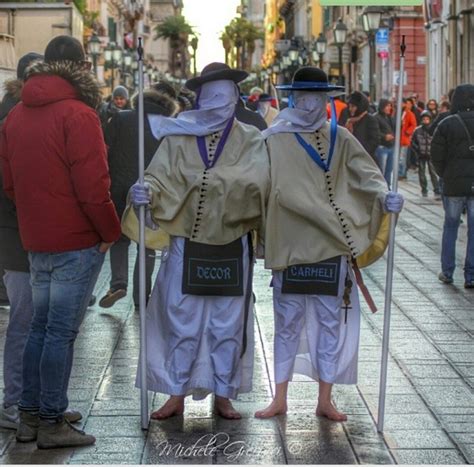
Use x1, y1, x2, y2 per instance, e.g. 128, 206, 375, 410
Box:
136, 235, 254, 400
272, 257, 360, 385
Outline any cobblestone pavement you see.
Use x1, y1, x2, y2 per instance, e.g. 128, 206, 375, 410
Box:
0, 176, 472, 464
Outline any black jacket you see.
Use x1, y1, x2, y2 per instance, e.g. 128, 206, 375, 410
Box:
235, 99, 267, 131
411, 125, 433, 160
354, 114, 380, 158
105, 90, 177, 217
0, 79, 30, 272
374, 99, 395, 148
99, 99, 131, 130
431, 84, 474, 196
347, 91, 380, 158
429, 111, 450, 136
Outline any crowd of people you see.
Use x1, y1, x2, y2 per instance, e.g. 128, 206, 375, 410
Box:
0, 34, 472, 452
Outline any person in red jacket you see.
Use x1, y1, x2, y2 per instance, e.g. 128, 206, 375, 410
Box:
399, 98, 417, 179
0, 36, 121, 449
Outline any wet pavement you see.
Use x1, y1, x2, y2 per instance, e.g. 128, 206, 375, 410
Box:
0, 175, 472, 464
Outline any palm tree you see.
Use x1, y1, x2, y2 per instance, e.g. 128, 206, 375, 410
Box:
221, 17, 263, 70
220, 27, 232, 66
155, 15, 194, 77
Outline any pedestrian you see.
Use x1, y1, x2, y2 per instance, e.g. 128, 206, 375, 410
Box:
427, 99, 439, 119
99, 85, 131, 128
125, 62, 270, 420
257, 93, 279, 126
411, 111, 440, 198
345, 91, 380, 160
0, 36, 121, 448
429, 99, 452, 136
326, 95, 347, 122
362, 90, 377, 114
235, 94, 267, 131
0, 51, 83, 431
254, 66, 404, 421
407, 97, 421, 124
374, 99, 396, 186
399, 98, 417, 179
247, 85, 263, 111
431, 84, 474, 288
0, 53, 43, 309
99, 84, 178, 310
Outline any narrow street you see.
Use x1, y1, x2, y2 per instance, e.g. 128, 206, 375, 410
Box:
0, 175, 472, 465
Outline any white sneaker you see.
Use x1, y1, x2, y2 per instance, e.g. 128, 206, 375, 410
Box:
0, 404, 19, 430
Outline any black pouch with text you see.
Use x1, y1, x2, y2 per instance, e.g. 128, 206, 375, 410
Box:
182, 238, 244, 296
282, 256, 341, 296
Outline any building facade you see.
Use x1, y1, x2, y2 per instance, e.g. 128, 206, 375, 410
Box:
425, 0, 474, 100
0, 2, 83, 60
263, 0, 323, 73
240, 0, 266, 70
149, 0, 183, 75
320, 5, 427, 102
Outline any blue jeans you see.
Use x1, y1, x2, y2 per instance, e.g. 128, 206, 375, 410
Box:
375, 146, 394, 188
441, 197, 474, 282
398, 146, 409, 178
2, 271, 33, 408
19, 246, 104, 419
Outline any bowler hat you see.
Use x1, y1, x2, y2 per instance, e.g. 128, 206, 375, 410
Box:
276, 67, 344, 94
185, 62, 248, 91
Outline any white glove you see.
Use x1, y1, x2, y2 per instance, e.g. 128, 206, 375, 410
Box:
130, 182, 151, 207
384, 191, 404, 213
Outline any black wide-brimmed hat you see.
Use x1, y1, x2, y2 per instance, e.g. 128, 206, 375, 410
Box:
185, 62, 248, 91
276, 67, 344, 94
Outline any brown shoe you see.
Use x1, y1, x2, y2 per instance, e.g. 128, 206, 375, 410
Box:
64, 409, 82, 423
16, 411, 39, 442
98, 288, 127, 308
37, 418, 95, 449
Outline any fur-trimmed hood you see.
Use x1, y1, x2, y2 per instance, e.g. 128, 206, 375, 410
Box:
23, 61, 102, 110
132, 89, 178, 117
3, 79, 24, 102
0, 79, 24, 122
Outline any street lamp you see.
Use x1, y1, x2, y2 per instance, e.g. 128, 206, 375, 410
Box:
104, 42, 123, 89
362, 7, 383, 101
333, 19, 348, 86
147, 64, 154, 85
315, 33, 327, 69
190, 35, 198, 78
88, 33, 101, 76
288, 44, 299, 62
152, 66, 159, 82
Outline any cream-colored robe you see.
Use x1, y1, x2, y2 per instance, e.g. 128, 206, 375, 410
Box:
122, 120, 270, 248
264, 122, 388, 270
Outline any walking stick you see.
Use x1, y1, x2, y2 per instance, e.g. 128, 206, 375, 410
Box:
377, 36, 406, 433
137, 37, 149, 431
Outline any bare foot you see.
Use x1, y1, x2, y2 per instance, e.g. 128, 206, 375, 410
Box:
214, 396, 242, 420
316, 401, 347, 422
151, 396, 185, 420
254, 399, 287, 419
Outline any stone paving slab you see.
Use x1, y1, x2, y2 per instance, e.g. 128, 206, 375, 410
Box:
0, 177, 472, 464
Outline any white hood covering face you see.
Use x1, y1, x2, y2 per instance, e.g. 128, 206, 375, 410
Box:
263, 91, 328, 138
148, 80, 240, 139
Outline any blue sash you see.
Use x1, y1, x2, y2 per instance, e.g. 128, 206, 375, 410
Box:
196, 118, 234, 170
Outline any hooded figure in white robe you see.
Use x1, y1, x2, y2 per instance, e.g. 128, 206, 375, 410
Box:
254, 67, 404, 422
125, 63, 270, 420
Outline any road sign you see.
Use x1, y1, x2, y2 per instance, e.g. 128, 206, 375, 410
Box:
376, 28, 389, 53
393, 71, 408, 86
376, 28, 389, 45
